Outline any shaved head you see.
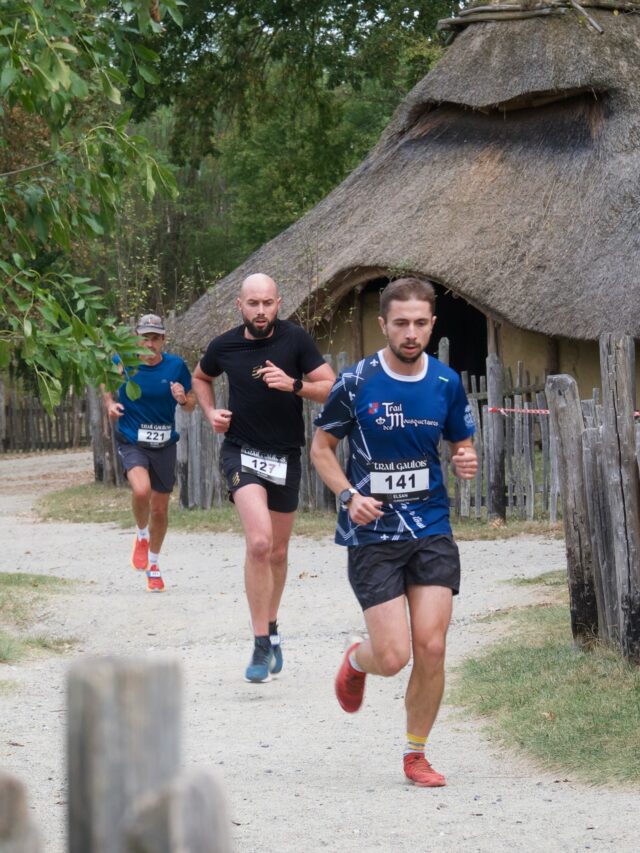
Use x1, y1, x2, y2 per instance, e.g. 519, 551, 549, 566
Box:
240, 273, 279, 298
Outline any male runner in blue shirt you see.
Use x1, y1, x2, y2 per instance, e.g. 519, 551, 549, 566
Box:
311, 277, 477, 787
102, 314, 196, 592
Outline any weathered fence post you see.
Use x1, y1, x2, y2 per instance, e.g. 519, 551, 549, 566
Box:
0, 377, 6, 451
545, 375, 598, 643
486, 353, 506, 521
599, 333, 640, 662
87, 387, 122, 485
0, 771, 41, 852
67, 657, 182, 853
582, 426, 618, 641
126, 770, 232, 853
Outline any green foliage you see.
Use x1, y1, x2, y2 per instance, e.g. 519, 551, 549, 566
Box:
134, 1, 458, 164
0, 0, 183, 407
104, 6, 453, 304
453, 599, 640, 785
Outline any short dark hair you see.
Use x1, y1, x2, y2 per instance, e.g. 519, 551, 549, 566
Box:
379, 277, 436, 319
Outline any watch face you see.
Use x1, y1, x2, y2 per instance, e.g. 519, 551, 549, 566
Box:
293, 378, 303, 393
339, 489, 353, 505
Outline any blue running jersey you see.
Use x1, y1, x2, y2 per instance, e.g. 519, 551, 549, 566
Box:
115, 353, 192, 447
314, 350, 475, 546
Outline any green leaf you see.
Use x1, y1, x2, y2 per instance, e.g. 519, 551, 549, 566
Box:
24, 318, 33, 337
0, 340, 10, 370
100, 72, 121, 104
132, 44, 159, 62
125, 379, 142, 401
138, 64, 159, 85
132, 78, 145, 98
80, 213, 105, 235
0, 65, 18, 94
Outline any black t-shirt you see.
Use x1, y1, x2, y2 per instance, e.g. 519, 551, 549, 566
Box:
199, 319, 326, 452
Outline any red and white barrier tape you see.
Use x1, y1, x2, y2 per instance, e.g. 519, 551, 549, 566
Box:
488, 406, 640, 417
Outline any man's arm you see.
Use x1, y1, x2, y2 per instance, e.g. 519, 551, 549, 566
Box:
310, 428, 383, 524
170, 383, 197, 413
256, 360, 335, 403
192, 363, 232, 433
449, 437, 478, 480
100, 385, 124, 421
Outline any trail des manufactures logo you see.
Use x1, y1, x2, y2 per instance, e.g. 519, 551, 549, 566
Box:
371, 401, 440, 432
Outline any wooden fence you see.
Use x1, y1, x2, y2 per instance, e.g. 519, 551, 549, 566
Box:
546, 333, 640, 662
0, 379, 90, 453
170, 344, 563, 522
1, 657, 231, 852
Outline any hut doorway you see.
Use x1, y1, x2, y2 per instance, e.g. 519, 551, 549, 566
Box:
359, 278, 487, 377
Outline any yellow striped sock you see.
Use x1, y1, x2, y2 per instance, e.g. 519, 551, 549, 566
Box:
404, 732, 427, 755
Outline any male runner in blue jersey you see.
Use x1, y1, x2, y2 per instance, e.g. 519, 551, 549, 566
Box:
311, 277, 477, 787
103, 314, 196, 592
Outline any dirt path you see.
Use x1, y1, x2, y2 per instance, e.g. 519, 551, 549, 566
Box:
0, 451, 638, 852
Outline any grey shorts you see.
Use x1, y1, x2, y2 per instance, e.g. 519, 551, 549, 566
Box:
116, 439, 177, 494
347, 535, 460, 612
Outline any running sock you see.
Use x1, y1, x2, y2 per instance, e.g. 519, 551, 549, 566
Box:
404, 732, 427, 756
349, 650, 365, 672
269, 620, 280, 644
149, 551, 160, 567
255, 635, 271, 649
136, 526, 149, 541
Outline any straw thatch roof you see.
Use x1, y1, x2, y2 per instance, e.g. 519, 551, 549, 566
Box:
177, 3, 640, 350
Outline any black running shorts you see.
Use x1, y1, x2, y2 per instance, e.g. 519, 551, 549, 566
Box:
347, 535, 461, 612
116, 439, 177, 494
220, 440, 302, 514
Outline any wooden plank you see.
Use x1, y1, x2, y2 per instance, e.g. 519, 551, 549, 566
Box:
0, 770, 41, 852
582, 427, 619, 642
513, 394, 524, 519
126, 770, 232, 853
599, 333, 640, 661
486, 353, 506, 520
524, 402, 535, 520
175, 406, 190, 510
437, 337, 449, 366
68, 657, 182, 853
537, 391, 550, 513
546, 374, 598, 643
468, 397, 483, 519
504, 396, 514, 510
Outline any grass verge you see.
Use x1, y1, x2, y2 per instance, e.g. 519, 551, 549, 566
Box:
451, 577, 640, 785
37, 483, 563, 541
0, 571, 75, 663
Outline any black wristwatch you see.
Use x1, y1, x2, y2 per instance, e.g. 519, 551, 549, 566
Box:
339, 487, 358, 507
292, 378, 303, 394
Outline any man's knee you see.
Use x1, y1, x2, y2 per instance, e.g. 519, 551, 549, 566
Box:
374, 643, 411, 677
271, 542, 289, 566
246, 532, 273, 562
131, 483, 151, 502
413, 633, 447, 669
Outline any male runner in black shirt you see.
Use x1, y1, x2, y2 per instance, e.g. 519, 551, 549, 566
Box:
192, 273, 335, 682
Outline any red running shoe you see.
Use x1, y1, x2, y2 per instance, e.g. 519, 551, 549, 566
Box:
403, 753, 447, 788
131, 536, 149, 571
335, 639, 366, 713
146, 566, 165, 593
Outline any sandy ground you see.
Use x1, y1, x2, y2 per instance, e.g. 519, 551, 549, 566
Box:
0, 450, 638, 852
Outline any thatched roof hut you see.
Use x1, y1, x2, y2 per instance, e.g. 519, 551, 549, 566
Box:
177, 1, 640, 388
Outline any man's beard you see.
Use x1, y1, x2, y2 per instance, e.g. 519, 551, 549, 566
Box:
243, 314, 276, 339
388, 340, 425, 364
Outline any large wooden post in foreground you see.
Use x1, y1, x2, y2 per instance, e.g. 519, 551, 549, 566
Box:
598, 334, 640, 662
545, 374, 598, 643
67, 657, 182, 853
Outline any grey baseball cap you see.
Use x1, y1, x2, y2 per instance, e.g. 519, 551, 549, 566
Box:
135, 313, 165, 335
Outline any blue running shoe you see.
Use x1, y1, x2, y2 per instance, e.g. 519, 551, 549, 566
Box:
245, 638, 275, 683
270, 633, 283, 675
